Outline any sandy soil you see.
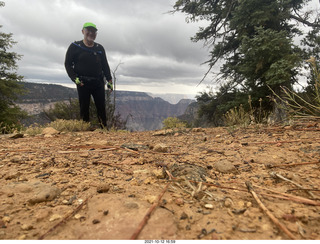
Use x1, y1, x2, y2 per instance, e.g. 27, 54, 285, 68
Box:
0, 123, 319, 240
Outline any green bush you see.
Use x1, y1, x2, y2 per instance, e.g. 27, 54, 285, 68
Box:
162, 117, 187, 129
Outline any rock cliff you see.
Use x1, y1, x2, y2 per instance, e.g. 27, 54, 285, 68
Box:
17, 82, 194, 131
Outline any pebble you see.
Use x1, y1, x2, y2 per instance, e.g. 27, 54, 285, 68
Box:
124, 202, 139, 209
213, 160, 238, 174
92, 219, 100, 224
28, 184, 61, 204
153, 143, 168, 153
152, 169, 165, 179
180, 212, 188, 220
21, 224, 33, 231
49, 214, 62, 222
2, 216, 11, 223
175, 198, 184, 206
74, 214, 86, 221
146, 195, 157, 204
204, 204, 214, 209
224, 198, 233, 208
18, 235, 27, 240
96, 184, 110, 193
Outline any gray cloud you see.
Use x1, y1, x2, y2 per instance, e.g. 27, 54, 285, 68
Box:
3, 0, 316, 96
0, 0, 212, 96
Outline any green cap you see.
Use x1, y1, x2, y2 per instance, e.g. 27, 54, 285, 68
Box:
83, 22, 97, 30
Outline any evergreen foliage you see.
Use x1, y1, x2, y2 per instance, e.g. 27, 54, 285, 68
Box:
173, 0, 320, 124
0, 2, 27, 133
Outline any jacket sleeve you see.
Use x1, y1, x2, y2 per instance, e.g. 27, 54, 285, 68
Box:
100, 46, 112, 81
64, 43, 78, 82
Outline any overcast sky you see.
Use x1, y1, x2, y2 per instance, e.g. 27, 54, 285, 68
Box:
0, 0, 213, 98
0, 0, 319, 99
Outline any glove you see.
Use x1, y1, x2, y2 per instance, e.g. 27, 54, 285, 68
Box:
107, 81, 113, 91
75, 77, 81, 85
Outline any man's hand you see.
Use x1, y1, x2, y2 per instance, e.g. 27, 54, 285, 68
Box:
75, 77, 83, 86
107, 80, 113, 91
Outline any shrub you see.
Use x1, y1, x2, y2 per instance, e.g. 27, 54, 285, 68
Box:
162, 117, 187, 129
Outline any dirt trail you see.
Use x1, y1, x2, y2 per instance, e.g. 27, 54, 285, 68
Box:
0, 124, 319, 240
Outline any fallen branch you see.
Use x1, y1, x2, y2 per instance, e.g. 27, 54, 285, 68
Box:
130, 182, 171, 240
266, 161, 320, 168
246, 181, 297, 240
38, 195, 91, 240
254, 185, 320, 206
58, 146, 139, 154
242, 140, 301, 146
58, 148, 119, 154
270, 172, 316, 198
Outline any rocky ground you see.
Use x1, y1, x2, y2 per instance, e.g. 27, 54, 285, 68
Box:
0, 123, 319, 240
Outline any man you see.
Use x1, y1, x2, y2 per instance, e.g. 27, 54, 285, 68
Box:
65, 22, 112, 128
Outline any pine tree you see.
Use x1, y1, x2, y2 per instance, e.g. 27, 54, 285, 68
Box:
0, 2, 27, 133
173, 0, 320, 122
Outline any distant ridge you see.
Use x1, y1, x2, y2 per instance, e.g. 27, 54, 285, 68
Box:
17, 82, 194, 131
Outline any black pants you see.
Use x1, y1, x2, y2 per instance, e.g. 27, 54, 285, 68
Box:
76, 78, 106, 127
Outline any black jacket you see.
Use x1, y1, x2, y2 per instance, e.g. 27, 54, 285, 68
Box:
65, 40, 112, 83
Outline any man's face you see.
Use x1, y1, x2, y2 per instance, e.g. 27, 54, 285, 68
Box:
82, 27, 97, 42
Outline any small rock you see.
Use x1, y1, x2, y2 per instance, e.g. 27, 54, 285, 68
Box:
237, 201, 245, 208
246, 202, 252, 208
97, 184, 110, 193
103, 210, 109, 216
144, 177, 156, 185
2, 216, 11, 223
204, 204, 214, 209
18, 235, 27, 240
7, 192, 14, 197
21, 224, 33, 231
153, 143, 168, 153
10, 156, 23, 164
124, 202, 139, 209
0, 220, 6, 228
152, 169, 165, 179
175, 198, 184, 206
213, 160, 238, 174
5, 171, 22, 180
192, 128, 205, 132
146, 195, 157, 204
74, 214, 86, 221
92, 219, 100, 224
49, 214, 62, 222
74, 214, 82, 220
28, 185, 61, 204
224, 198, 233, 208
180, 212, 188, 220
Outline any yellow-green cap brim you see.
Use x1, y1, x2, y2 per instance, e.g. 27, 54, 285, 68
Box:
83, 22, 97, 30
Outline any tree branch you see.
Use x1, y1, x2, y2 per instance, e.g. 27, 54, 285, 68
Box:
290, 14, 320, 28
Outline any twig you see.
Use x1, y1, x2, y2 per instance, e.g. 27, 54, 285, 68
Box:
246, 182, 297, 240
270, 172, 315, 198
38, 195, 91, 240
242, 140, 301, 145
254, 185, 320, 206
130, 182, 171, 240
58, 148, 118, 154
267, 161, 320, 168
